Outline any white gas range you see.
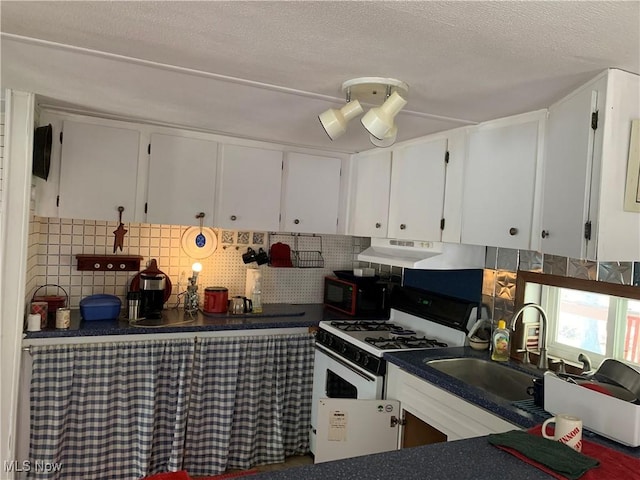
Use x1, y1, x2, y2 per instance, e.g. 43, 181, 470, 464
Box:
310, 285, 484, 457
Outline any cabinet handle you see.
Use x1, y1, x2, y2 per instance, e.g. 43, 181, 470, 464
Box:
120, 264, 126, 269
399, 224, 406, 230
230, 215, 237, 221
294, 219, 300, 225
107, 263, 113, 269
375, 223, 381, 229
541, 230, 550, 239
509, 227, 518, 236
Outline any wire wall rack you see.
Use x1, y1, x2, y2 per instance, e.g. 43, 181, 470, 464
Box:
268, 233, 325, 268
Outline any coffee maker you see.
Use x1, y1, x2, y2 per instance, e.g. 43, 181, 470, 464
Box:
139, 272, 166, 319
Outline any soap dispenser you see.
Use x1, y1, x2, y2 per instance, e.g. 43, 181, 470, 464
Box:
491, 319, 510, 362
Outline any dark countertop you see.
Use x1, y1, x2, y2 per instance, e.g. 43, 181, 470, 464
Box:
24, 304, 362, 339
250, 437, 558, 479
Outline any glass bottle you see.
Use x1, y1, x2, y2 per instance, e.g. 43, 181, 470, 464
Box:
251, 280, 263, 314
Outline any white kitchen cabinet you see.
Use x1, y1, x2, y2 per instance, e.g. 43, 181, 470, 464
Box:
347, 149, 392, 237
385, 363, 517, 442
387, 137, 448, 241
58, 120, 141, 222
146, 133, 218, 226
461, 110, 545, 250
281, 152, 342, 234
215, 144, 283, 231
540, 69, 640, 261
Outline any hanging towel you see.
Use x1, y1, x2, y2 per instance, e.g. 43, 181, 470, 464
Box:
488, 430, 599, 479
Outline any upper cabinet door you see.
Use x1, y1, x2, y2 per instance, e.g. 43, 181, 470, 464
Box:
540, 78, 605, 259
347, 150, 392, 238
216, 144, 283, 231
147, 133, 218, 226
281, 152, 342, 234
58, 120, 140, 222
461, 112, 544, 250
388, 138, 447, 241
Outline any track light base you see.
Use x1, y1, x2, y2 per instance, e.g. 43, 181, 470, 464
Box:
341, 77, 409, 104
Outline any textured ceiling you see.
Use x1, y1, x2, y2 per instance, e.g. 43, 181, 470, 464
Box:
1, 1, 639, 153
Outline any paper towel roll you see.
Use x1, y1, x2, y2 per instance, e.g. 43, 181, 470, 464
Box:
245, 268, 262, 298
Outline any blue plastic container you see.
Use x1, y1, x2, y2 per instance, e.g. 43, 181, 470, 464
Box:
79, 294, 121, 321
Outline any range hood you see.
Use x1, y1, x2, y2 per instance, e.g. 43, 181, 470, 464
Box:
357, 238, 485, 270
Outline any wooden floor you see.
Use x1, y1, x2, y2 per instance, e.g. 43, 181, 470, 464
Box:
251, 454, 314, 472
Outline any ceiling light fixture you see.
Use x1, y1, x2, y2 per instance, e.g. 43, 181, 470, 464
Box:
318, 77, 409, 147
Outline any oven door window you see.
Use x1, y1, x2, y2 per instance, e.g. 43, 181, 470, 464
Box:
326, 369, 358, 398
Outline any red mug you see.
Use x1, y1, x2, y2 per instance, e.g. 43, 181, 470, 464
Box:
203, 287, 228, 313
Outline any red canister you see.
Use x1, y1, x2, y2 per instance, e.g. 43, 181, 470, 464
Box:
204, 287, 229, 313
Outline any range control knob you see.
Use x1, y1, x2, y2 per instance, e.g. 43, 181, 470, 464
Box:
340, 343, 348, 354
363, 356, 370, 366
354, 351, 362, 363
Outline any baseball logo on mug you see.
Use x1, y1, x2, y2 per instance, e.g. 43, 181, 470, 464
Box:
542, 414, 583, 452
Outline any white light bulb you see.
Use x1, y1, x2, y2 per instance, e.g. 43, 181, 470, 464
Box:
192, 262, 203, 273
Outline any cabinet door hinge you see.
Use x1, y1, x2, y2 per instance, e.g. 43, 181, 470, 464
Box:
390, 415, 406, 427
59, 131, 63, 144
440, 218, 446, 230
56, 195, 60, 207
144, 202, 148, 214
148, 144, 151, 155
591, 111, 598, 131
444, 151, 450, 164
584, 220, 592, 240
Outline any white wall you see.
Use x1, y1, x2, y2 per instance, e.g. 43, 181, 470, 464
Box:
0, 90, 35, 477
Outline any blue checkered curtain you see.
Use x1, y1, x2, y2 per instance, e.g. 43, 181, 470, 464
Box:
29, 339, 194, 479
183, 333, 314, 476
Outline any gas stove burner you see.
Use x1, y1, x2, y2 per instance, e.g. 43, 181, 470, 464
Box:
329, 320, 395, 332
389, 327, 417, 337
364, 336, 449, 350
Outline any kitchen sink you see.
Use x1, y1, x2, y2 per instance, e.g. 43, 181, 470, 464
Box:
425, 357, 537, 402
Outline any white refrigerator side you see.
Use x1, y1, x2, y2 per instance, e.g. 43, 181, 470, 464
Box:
314, 398, 400, 463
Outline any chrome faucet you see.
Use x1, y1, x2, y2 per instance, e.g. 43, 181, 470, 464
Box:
509, 303, 549, 370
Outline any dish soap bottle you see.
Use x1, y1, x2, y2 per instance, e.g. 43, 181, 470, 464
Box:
491, 319, 510, 362
251, 279, 263, 314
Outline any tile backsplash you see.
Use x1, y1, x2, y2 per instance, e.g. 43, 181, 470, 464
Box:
482, 247, 640, 322
26, 215, 359, 310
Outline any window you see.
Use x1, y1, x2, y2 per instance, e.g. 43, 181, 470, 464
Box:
542, 287, 640, 366
516, 271, 640, 369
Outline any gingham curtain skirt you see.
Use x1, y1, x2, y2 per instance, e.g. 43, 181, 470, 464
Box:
28, 333, 314, 479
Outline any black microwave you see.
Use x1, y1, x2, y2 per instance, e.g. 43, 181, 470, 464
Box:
323, 275, 388, 316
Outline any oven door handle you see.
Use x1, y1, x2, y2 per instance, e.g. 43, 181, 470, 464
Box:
315, 343, 378, 382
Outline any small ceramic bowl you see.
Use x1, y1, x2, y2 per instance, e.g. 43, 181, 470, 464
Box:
468, 336, 490, 350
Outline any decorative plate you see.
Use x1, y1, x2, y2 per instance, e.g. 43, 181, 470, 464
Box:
181, 227, 218, 259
